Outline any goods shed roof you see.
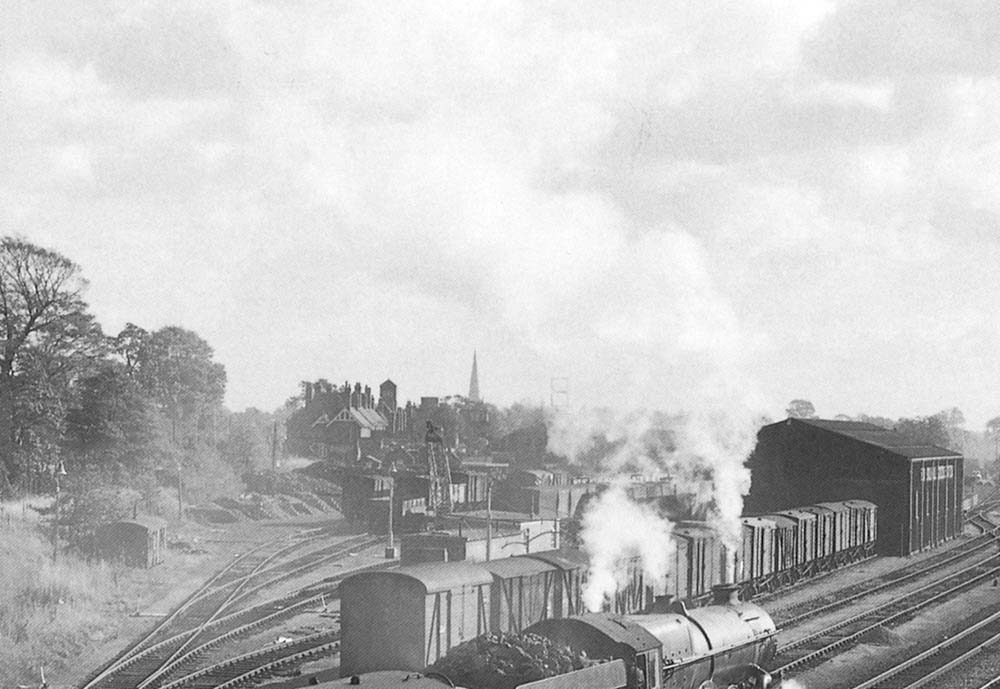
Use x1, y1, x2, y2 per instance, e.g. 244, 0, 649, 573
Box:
785, 418, 962, 459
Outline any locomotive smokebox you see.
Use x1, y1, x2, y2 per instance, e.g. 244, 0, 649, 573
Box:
711, 583, 741, 606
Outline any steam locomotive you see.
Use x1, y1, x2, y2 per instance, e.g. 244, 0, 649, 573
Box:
334, 584, 775, 689
525, 585, 776, 689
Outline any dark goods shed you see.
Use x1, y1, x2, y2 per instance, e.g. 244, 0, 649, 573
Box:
745, 418, 962, 556
94, 517, 166, 568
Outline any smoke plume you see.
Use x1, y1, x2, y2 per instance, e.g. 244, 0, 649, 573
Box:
548, 390, 762, 611
579, 482, 674, 612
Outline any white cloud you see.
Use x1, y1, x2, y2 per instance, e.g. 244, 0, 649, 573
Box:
3, 0, 1000, 425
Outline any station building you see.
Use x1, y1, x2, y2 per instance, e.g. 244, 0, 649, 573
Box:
745, 418, 963, 556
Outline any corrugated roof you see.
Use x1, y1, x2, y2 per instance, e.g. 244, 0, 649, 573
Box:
787, 418, 962, 459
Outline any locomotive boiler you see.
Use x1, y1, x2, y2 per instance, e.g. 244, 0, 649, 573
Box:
526, 585, 777, 689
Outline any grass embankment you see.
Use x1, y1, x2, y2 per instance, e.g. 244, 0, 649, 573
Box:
0, 501, 130, 687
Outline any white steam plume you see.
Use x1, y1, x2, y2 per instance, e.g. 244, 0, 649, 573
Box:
548, 388, 765, 607
579, 482, 675, 612
549, 402, 758, 550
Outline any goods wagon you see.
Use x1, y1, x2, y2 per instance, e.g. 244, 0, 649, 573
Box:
94, 518, 166, 568
340, 551, 651, 676
522, 549, 589, 618
738, 517, 775, 584
739, 500, 878, 597
772, 509, 818, 567
481, 556, 560, 633
670, 523, 722, 601
341, 500, 878, 676
339, 562, 491, 675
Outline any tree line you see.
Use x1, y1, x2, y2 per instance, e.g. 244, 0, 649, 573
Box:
0, 236, 272, 506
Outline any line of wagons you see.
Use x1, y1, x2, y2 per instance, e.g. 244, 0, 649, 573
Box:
339, 499, 877, 676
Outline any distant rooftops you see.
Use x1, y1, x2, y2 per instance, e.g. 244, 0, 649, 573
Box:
780, 417, 962, 459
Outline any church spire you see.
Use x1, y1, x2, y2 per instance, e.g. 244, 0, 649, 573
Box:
468, 351, 481, 402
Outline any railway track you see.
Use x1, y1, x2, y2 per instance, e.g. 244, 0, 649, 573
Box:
847, 607, 1000, 689
770, 553, 1000, 678
773, 525, 1000, 628
79, 533, 382, 689
158, 630, 341, 689
133, 562, 393, 689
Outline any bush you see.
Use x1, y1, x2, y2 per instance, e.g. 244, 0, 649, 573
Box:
60, 478, 143, 555
0, 520, 120, 685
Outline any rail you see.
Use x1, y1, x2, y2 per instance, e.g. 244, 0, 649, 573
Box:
849, 608, 1000, 689
772, 555, 1000, 676
79, 533, 380, 689
776, 525, 1000, 628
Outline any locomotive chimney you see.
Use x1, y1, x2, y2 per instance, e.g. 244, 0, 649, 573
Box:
711, 583, 740, 606
649, 594, 675, 614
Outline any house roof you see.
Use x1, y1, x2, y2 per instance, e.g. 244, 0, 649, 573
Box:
781, 418, 962, 459
350, 407, 388, 430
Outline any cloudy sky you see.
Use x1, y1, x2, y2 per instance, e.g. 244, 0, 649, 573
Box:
4, 1, 1000, 426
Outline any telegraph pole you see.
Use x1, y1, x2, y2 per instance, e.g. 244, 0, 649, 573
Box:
385, 477, 396, 559
486, 479, 493, 562
176, 462, 184, 519
52, 461, 66, 562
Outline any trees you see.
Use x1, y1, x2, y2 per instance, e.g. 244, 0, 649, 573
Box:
64, 361, 161, 472
0, 238, 104, 487
119, 325, 226, 446
785, 399, 817, 419
894, 415, 952, 449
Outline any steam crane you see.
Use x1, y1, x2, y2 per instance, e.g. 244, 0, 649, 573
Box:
423, 421, 453, 513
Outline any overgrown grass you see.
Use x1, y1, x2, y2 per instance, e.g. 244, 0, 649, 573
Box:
0, 502, 124, 686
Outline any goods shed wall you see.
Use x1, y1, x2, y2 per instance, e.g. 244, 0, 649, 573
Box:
748, 422, 959, 556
